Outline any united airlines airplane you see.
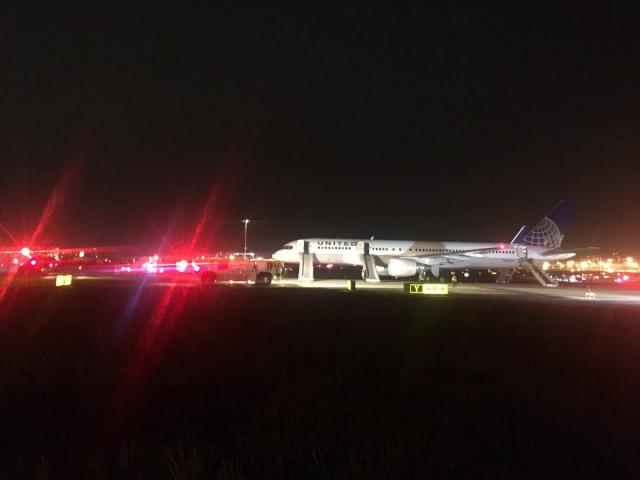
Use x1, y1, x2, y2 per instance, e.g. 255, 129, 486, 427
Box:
273, 201, 594, 285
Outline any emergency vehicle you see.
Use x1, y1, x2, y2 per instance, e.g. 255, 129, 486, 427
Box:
198, 257, 283, 286
131, 255, 284, 286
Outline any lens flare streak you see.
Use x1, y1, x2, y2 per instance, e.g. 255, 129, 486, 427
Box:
105, 179, 224, 433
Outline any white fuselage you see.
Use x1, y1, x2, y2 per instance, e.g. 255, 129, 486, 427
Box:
273, 238, 575, 275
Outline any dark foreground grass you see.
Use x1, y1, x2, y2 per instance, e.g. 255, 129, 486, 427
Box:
0, 281, 639, 478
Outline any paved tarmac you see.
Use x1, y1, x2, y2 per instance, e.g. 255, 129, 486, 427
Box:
12, 274, 640, 306
275, 278, 640, 305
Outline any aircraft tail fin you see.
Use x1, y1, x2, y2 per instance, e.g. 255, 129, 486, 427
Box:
519, 200, 575, 248
511, 225, 528, 244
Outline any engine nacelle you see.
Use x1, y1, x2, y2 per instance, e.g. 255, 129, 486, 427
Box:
387, 258, 417, 277
375, 265, 389, 276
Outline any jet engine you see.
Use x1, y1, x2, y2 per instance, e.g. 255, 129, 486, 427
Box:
387, 258, 418, 277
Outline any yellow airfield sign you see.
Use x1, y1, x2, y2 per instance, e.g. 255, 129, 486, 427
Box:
55, 275, 73, 287
408, 283, 448, 295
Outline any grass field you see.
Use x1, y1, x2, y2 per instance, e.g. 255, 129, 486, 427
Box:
0, 281, 639, 478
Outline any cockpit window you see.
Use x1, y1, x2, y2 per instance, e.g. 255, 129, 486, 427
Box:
282, 245, 293, 250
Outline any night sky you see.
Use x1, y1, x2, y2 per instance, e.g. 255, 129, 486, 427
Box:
1, 4, 639, 253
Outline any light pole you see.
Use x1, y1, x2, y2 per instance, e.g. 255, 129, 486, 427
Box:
242, 219, 250, 258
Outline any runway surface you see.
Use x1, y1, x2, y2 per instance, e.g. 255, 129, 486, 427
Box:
9, 274, 640, 306
275, 278, 640, 305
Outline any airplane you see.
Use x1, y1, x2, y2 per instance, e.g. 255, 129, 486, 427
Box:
272, 200, 596, 286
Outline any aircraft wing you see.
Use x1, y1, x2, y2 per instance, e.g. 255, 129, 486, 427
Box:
539, 247, 599, 257
401, 246, 506, 263
0, 246, 135, 256
0, 247, 78, 255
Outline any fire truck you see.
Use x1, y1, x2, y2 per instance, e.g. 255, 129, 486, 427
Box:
121, 255, 283, 286
198, 257, 283, 286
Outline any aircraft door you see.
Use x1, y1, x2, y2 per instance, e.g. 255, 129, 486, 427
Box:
516, 245, 528, 259
297, 240, 313, 254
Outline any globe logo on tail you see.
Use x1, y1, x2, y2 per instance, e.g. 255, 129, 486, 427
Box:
522, 217, 564, 248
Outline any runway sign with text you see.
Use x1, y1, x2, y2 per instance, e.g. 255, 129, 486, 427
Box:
407, 283, 448, 295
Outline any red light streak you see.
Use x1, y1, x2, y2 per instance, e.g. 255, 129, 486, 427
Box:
104, 284, 190, 434
28, 168, 75, 246
0, 166, 77, 306
105, 179, 226, 432
187, 183, 223, 254
0, 270, 20, 317
0, 223, 19, 245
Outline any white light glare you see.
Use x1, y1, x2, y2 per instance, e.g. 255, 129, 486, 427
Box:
143, 261, 158, 273
176, 260, 188, 273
